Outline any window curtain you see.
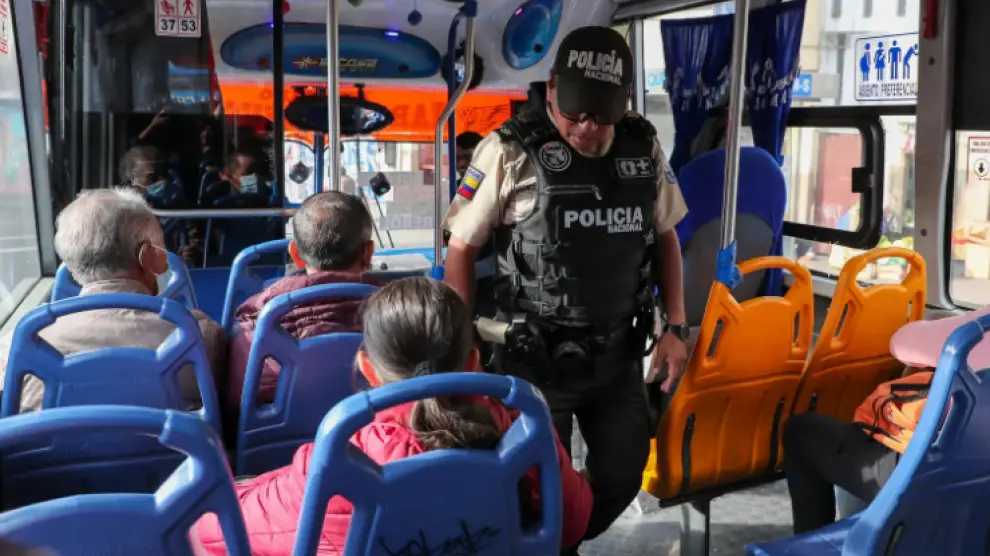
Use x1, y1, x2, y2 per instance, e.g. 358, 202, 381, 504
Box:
746, 0, 807, 162
660, 14, 734, 175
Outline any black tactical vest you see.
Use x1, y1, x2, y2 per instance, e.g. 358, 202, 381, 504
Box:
493, 85, 658, 329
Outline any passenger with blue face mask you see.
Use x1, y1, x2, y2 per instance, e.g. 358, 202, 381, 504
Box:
119, 145, 204, 265
200, 147, 273, 206
119, 145, 179, 204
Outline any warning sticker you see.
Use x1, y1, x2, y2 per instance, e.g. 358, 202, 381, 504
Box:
156, 0, 201, 38
968, 137, 990, 183
0, 0, 10, 55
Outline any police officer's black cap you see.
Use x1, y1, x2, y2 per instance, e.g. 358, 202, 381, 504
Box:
550, 26, 634, 124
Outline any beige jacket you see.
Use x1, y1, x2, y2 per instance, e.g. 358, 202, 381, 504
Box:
0, 279, 226, 412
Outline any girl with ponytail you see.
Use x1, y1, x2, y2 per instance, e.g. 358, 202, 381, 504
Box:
196, 277, 592, 556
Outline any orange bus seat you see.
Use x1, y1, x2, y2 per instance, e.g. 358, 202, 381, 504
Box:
791, 247, 926, 423
642, 257, 814, 499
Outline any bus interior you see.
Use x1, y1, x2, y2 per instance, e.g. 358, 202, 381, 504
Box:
1, 0, 989, 553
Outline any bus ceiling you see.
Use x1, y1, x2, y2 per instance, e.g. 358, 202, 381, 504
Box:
207, 0, 616, 91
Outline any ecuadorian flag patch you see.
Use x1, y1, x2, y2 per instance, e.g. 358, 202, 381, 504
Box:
457, 166, 485, 200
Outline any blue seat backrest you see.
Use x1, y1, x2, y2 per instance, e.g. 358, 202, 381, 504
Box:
270, 179, 281, 207
236, 283, 375, 476
842, 313, 990, 556
221, 239, 291, 332
0, 406, 251, 555
291, 373, 563, 556
675, 147, 787, 296
1, 294, 222, 507
199, 168, 223, 204
51, 251, 199, 310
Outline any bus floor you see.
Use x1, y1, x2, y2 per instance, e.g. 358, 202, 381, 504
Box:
571, 428, 794, 556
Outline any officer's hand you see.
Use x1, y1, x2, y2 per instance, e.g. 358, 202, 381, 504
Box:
648, 333, 688, 393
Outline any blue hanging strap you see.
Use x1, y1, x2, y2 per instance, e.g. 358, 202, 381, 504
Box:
715, 241, 743, 289
430, 266, 445, 280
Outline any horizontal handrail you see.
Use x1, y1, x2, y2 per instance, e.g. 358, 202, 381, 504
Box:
151, 208, 296, 219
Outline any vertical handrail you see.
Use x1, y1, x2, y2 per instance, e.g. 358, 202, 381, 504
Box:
325, 0, 341, 192
313, 131, 325, 197
446, 14, 463, 202
720, 0, 751, 250
713, 0, 751, 290
273, 0, 286, 206
433, 1, 477, 271
630, 19, 647, 114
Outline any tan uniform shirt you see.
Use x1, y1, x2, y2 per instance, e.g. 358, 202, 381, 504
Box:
443, 129, 687, 246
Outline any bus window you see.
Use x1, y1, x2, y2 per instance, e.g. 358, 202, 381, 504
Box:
638, 0, 919, 284
285, 139, 316, 205
325, 141, 448, 250
33, 0, 283, 268
0, 1, 42, 326
950, 131, 990, 308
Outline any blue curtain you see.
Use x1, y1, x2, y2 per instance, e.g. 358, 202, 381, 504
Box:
746, 0, 807, 162
744, 0, 805, 296
660, 14, 734, 175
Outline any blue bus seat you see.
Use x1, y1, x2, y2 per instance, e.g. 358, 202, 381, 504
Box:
270, 179, 281, 206
291, 373, 563, 556
221, 239, 291, 332
236, 283, 375, 476
675, 147, 786, 325
0, 406, 251, 555
681, 214, 775, 326
51, 251, 198, 310
748, 312, 990, 556
198, 168, 223, 205
2, 294, 222, 507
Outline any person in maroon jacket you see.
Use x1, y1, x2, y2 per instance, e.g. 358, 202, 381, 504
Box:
197, 277, 593, 555
225, 191, 383, 419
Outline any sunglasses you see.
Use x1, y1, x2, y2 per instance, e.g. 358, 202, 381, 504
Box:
558, 111, 616, 126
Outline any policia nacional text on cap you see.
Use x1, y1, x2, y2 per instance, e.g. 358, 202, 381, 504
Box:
441, 26, 691, 552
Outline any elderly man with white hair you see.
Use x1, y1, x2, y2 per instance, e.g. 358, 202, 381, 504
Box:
0, 188, 226, 412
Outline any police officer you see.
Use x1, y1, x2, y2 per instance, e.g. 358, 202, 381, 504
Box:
442, 26, 690, 548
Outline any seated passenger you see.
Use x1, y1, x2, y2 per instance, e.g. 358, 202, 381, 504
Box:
784, 373, 926, 533
200, 147, 272, 206
119, 145, 204, 265
119, 145, 184, 206
225, 192, 382, 415
196, 277, 593, 555
0, 188, 226, 411
781, 308, 990, 534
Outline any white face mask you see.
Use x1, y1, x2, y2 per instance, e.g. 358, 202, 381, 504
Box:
140, 243, 170, 295
239, 174, 259, 194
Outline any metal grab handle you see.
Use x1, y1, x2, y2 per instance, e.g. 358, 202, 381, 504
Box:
151, 208, 295, 219
719, 0, 752, 250
326, 0, 341, 192
432, 1, 478, 267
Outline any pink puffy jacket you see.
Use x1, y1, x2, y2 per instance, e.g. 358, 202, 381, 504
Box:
195, 399, 593, 555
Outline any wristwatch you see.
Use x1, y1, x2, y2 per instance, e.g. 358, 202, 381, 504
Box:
662, 323, 690, 341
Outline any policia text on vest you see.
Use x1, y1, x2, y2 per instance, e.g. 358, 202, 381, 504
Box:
441, 26, 690, 552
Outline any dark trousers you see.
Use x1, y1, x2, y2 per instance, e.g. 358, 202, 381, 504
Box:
498, 340, 651, 542
783, 412, 899, 534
